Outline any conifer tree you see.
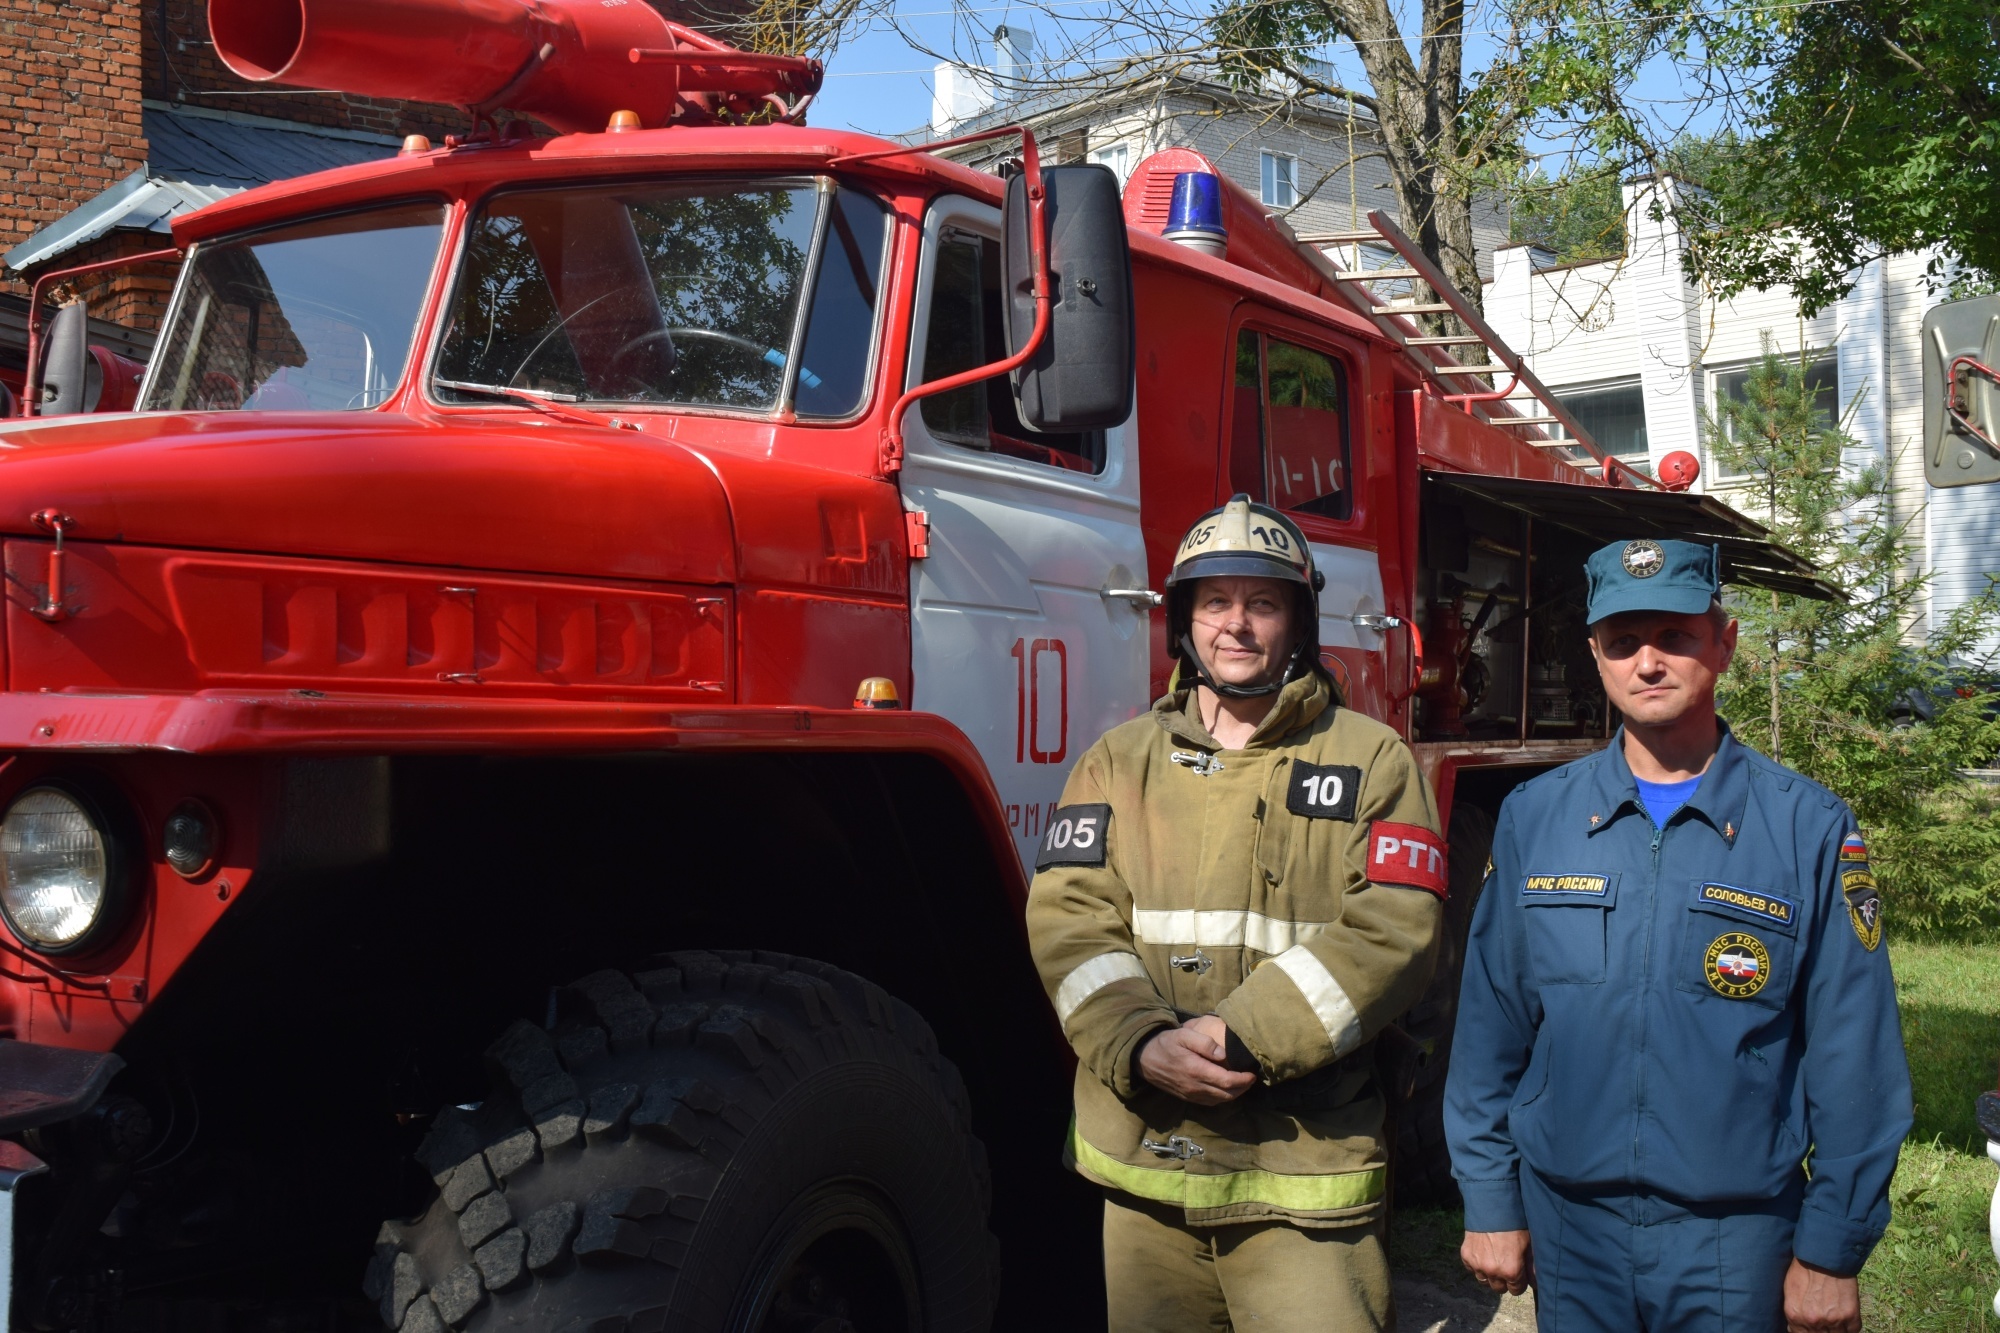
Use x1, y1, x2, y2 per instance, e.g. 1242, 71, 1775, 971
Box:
1706, 345, 2000, 930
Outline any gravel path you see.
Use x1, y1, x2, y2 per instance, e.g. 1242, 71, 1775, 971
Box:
1395, 1276, 1538, 1332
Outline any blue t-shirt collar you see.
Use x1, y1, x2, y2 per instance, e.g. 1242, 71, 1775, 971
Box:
1586, 720, 1749, 845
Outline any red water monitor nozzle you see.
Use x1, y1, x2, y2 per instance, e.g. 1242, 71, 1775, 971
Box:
208, 0, 823, 134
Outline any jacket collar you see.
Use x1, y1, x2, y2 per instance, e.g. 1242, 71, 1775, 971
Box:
1154, 672, 1331, 750
1585, 719, 1748, 846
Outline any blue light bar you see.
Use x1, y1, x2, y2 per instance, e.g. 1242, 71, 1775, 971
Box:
1165, 172, 1226, 238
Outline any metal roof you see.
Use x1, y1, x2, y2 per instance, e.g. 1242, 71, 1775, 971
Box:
4, 105, 399, 272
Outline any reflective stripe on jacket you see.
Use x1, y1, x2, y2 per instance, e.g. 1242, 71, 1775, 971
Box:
1026, 672, 1444, 1228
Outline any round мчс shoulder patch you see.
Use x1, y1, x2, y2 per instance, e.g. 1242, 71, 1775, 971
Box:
1622, 539, 1666, 578
1704, 932, 1770, 999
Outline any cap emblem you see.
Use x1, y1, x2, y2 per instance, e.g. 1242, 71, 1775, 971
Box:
1621, 539, 1666, 578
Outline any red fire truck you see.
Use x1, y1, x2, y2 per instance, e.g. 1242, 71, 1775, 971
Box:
0, 0, 1827, 1327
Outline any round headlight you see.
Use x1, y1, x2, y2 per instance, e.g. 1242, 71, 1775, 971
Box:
0, 787, 109, 950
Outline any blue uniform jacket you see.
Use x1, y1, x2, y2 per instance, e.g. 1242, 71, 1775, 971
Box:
1444, 724, 1913, 1275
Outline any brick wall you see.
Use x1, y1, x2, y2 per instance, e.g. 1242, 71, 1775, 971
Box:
38, 230, 179, 331
0, 0, 149, 285
2, 0, 755, 360
146, 0, 750, 139
148, 0, 465, 140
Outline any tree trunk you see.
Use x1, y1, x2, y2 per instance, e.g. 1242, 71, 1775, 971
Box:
1768, 593, 1782, 762
1332, 0, 1483, 316
1766, 479, 1782, 760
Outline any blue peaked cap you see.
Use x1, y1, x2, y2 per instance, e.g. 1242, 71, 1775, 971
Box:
1585, 538, 1721, 624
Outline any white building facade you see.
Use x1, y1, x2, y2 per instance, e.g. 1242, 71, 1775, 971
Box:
1484, 180, 2000, 648
924, 65, 1509, 277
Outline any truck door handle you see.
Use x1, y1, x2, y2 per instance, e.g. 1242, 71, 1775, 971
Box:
1348, 613, 1404, 630
1102, 588, 1163, 608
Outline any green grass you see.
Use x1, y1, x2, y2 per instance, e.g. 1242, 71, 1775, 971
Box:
1863, 1137, 1996, 1331
1387, 940, 2000, 1329
1862, 940, 2000, 1331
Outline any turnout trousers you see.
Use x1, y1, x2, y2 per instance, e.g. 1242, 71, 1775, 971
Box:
1521, 1166, 1803, 1332
1102, 1195, 1391, 1333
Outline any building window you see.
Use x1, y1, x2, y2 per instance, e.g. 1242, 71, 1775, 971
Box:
1550, 380, 1648, 463
1090, 142, 1131, 186
1260, 152, 1298, 209
1706, 353, 1839, 479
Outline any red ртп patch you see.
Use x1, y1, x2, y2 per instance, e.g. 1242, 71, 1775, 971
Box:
1368, 822, 1449, 898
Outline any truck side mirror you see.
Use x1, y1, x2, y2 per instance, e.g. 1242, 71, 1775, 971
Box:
1923, 292, 2000, 487
37, 300, 91, 417
1002, 164, 1135, 433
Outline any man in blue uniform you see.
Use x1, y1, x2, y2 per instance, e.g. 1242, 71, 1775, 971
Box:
1445, 538, 1911, 1333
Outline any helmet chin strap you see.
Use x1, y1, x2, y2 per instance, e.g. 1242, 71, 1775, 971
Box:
1179, 634, 1315, 700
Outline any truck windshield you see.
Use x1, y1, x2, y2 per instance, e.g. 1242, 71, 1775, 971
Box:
141, 202, 447, 413
433, 178, 889, 418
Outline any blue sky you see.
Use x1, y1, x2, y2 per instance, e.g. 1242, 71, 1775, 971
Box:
809, 3, 1729, 169
814, 20, 946, 136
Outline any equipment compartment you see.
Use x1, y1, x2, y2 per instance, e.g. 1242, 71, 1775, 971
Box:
1414, 478, 1611, 744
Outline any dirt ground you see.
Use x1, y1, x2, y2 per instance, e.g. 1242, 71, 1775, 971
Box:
1395, 1275, 1538, 1332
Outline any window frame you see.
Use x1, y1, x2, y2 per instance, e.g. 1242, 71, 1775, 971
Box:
1702, 350, 1840, 482
1224, 317, 1363, 529
904, 198, 1112, 479
1089, 141, 1132, 187
141, 195, 455, 416
421, 173, 893, 427
1548, 376, 1649, 466
1259, 151, 1299, 209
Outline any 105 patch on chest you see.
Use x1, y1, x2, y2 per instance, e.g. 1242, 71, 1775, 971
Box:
1287, 761, 1361, 820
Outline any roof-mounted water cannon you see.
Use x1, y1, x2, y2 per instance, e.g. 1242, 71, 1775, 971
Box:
207, 0, 823, 134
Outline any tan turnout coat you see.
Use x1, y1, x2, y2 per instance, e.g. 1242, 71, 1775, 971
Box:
1026, 673, 1444, 1228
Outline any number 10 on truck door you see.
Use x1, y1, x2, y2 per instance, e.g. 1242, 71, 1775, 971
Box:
1012, 637, 1068, 764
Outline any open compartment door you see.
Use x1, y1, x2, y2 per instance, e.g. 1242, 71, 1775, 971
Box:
1410, 470, 1836, 745
1424, 471, 1840, 601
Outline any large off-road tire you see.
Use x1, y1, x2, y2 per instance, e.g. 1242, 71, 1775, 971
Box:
365, 951, 999, 1333
1392, 804, 1495, 1208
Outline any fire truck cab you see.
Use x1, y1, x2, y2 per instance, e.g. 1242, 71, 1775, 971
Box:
0, 2, 1831, 1328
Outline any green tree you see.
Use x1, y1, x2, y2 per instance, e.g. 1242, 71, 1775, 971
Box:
1706, 347, 2000, 932
1687, 0, 2000, 315
1505, 163, 1626, 264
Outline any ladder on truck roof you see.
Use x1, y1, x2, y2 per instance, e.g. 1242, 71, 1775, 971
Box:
1286, 210, 1657, 491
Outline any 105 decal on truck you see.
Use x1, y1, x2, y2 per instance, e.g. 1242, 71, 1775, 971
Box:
0, 0, 1830, 1326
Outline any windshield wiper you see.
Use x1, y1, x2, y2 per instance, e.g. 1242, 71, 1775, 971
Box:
433, 378, 630, 429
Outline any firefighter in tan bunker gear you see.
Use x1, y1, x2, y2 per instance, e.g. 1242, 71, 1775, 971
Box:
1026, 496, 1446, 1331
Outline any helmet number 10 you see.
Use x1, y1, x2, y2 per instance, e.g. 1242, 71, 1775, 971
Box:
1250, 524, 1291, 552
